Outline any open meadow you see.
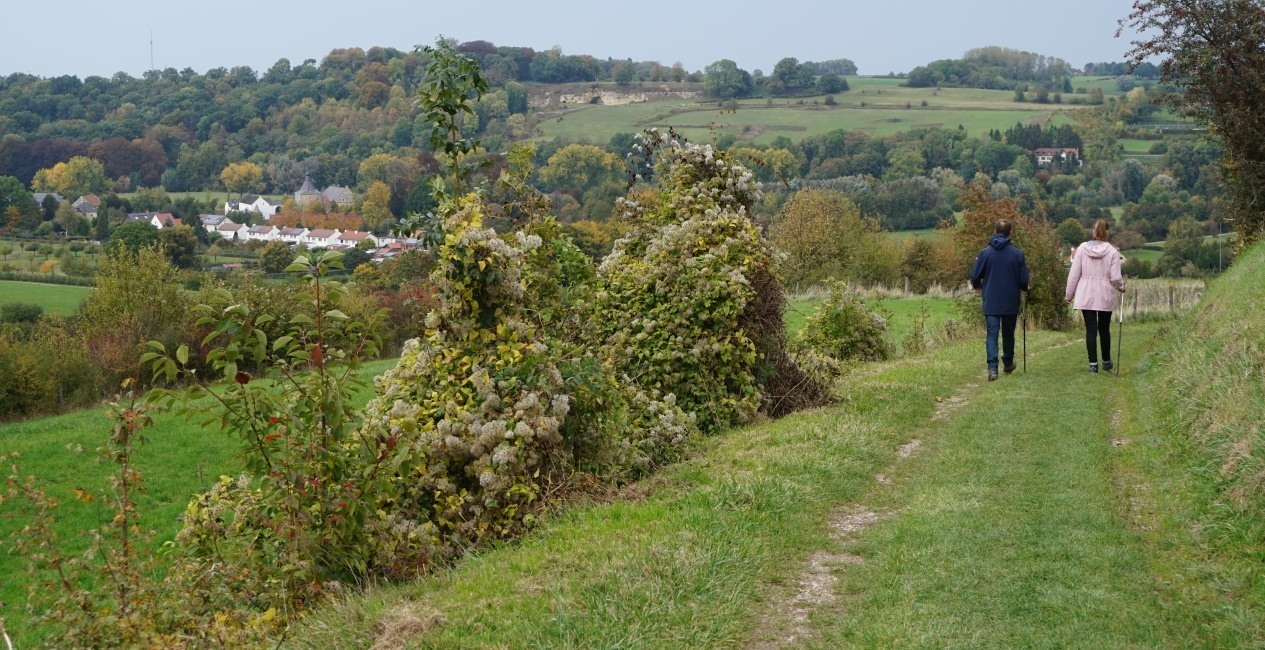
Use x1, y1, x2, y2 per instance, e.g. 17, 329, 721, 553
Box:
0, 280, 91, 315
536, 76, 1120, 147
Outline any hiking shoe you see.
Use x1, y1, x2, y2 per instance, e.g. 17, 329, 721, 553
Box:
1003, 362, 1016, 374
1089, 362, 1098, 373
1102, 360, 1114, 372
988, 367, 999, 381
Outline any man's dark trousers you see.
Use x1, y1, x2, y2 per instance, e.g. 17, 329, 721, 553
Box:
985, 314, 1017, 370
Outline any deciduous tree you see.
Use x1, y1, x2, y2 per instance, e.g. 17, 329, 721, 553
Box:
31, 156, 111, 197
1122, 0, 1265, 243
220, 161, 264, 196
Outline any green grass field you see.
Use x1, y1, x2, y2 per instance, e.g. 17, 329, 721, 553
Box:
0, 280, 92, 315
885, 228, 944, 242
538, 76, 1080, 146
0, 357, 398, 642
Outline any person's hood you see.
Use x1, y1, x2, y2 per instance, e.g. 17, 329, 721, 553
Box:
989, 234, 1011, 250
1081, 240, 1112, 259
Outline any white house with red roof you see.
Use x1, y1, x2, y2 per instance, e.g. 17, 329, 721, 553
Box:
335, 230, 377, 247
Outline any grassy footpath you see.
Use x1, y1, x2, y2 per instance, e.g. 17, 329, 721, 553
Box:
291, 318, 1262, 647
811, 326, 1180, 647
284, 333, 1065, 647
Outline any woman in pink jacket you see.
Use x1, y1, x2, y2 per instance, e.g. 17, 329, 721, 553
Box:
1065, 219, 1126, 373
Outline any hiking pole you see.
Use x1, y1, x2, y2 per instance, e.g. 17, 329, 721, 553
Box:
1022, 291, 1027, 374
1116, 298, 1123, 376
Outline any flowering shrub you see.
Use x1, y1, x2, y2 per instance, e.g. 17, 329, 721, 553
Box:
586, 132, 791, 433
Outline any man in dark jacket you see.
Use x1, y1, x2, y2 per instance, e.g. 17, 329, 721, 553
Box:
970, 220, 1030, 381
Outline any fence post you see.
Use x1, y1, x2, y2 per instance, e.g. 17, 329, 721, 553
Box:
1169, 284, 1175, 313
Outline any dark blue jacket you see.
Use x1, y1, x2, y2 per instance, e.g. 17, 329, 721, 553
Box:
970, 235, 1030, 315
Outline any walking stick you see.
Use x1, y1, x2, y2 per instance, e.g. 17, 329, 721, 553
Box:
1116, 300, 1123, 376
1022, 291, 1027, 374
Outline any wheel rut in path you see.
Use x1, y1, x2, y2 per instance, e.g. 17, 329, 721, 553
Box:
749, 333, 1081, 648
747, 385, 950, 648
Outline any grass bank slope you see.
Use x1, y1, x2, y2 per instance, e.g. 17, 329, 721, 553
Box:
1155, 240, 1265, 519
289, 289, 1265, 646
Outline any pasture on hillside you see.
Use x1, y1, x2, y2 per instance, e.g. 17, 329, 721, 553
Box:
537, 76, 1111, 147
0, 280, 92, 315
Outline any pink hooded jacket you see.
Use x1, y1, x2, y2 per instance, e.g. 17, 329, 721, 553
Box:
1065, 240, 1125, 311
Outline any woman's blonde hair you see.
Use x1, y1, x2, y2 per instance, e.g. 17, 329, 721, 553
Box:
1092, 218, 1110, 242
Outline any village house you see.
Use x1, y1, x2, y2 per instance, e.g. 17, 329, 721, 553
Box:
294, 177, 355, 209
72, 195, 100, 221
335, 230, 377, 247
302, 228, 342, 248
278, 226, 309, 245
320, 185, 355, 207
199, 214, 227, 232
246, 225, 279, 242
32, 192, 65, 206
370, 238, 422, 262
224, 195, 282, 220
216, 220, 248, 240
1034, 147, 1081, 167
124, 212, 181, 228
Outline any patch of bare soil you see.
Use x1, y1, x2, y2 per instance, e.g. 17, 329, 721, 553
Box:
747, 508, 888, 648
897, 438, 922, 458
371, 605, 447, 650
933, 382, 978, 421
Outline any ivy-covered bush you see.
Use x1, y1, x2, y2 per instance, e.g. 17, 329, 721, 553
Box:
585, 132, 809, 433
359, 196, 573, 563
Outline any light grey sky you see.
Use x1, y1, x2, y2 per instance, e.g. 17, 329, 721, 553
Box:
3, 0, 1147, 79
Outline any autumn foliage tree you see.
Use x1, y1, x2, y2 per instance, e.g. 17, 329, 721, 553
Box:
219, 161, 264, 196
945, 181, 1069, 329
30, 156, 111, 197
1121, 0, 1265, 244
769, 188, 892, 290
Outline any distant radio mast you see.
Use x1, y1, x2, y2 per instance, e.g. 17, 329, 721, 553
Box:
150, 31, 154, 71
